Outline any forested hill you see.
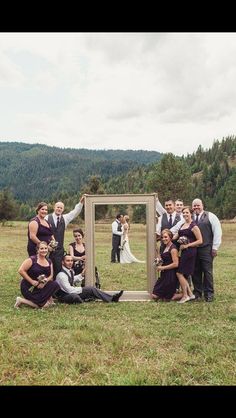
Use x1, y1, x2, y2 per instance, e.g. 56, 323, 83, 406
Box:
0, 142, 162, 202
104, 136, 236, 219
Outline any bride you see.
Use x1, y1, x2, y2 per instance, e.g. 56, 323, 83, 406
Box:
120, 215, 145, 264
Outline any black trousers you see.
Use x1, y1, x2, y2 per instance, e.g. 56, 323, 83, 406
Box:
111, 235, 121, 262
50, 248, 65, 279
55, 286, 114, 304
192, 246, 214, 299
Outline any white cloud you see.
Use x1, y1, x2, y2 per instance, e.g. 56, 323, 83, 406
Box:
1, 32, 236, 155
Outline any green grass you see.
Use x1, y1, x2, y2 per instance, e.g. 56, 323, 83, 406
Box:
0, 222, 235, 385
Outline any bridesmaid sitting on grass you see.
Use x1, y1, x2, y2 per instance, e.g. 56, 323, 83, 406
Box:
15, 241, 59, 309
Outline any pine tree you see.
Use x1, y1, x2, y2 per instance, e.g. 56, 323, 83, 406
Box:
0, 189, 18, 224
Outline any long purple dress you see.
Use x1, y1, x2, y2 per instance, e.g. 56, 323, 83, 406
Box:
20, 256, 59, 307
152, 244, 178, 300
27, 216, 53, 256
177, 221, 197, 277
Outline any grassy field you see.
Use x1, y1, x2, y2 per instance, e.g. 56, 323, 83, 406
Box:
0, 222, 235, 385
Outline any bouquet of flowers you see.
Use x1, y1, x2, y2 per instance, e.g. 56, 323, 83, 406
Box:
153, 257, 163, 267
177, 235, 189, 256
74, 259, 85, 273
29, 274, 48, 292
119, 239, 127, 251
48, 239, 58, 251
177, 236, 189, 245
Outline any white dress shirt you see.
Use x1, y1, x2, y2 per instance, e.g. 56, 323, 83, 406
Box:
56, 267, 83, 294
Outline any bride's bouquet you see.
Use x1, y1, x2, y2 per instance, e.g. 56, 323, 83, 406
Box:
119, 239, 127, 251
29, 274, 48, 292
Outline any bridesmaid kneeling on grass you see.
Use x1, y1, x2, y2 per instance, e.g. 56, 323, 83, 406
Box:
15, 241, 59, 309
152, 229, 182, 302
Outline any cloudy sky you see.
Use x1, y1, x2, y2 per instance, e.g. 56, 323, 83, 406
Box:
0, 32, 236, 156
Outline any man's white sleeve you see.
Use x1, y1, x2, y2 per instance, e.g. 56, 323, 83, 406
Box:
170, 220, 183, 235
156, 216, 162, 235
209, 212, 222, 250
112, 221, 123, 236
74, 274, 84, 284
156, 199, 166, 216
63, 202, 83, 228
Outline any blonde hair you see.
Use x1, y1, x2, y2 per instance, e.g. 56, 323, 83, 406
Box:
36, 241, 48, 252
161, 229, 173, 239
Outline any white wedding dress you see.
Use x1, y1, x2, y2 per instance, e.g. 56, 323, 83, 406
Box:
120, 223, 145, 264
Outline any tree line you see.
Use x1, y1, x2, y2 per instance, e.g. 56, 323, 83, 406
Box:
0, 142, 162, 202
0, 136, 235, 223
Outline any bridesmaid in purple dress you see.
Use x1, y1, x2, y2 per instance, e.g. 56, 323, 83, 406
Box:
68, 228, 86, 275
15, 241, 59, 309
152, 229, 181, 301
174, 206, 203, 303
27, 202, 53, 256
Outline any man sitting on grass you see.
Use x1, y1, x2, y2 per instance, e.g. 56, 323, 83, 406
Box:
54, 254, 123, 304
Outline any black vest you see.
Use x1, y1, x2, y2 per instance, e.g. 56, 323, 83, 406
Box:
195, 211, 213, 247
117, 221, 122, 232
161, 212, 181, 231
48, 214, 65, 249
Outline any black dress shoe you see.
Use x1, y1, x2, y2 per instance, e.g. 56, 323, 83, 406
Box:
112, 290, 124, 302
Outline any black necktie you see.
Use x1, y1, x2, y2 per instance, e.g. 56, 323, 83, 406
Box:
69, 270, 74, 286
196, 214, 199, 224
56, 216, 60, 228
168, 214, 173, 228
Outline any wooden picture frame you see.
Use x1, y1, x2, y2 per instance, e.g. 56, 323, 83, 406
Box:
84, 194, 157, 301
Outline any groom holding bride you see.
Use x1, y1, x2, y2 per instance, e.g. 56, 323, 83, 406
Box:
111, 214, 144, 264
111, 214, 123, 263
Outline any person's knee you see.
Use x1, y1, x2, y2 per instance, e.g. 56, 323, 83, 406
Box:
71, 294, 83, 304
63, 294, 83, 304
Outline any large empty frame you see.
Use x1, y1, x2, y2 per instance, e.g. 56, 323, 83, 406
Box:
84, 194, 157, 301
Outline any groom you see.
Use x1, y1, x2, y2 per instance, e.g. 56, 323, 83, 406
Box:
111, 214, 123, 263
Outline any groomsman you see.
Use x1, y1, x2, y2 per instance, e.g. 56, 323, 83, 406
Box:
111, 214, 123, 263
46, 195, 85, 277
55, 254, 123, 303
156, 199, 182, 237
191, 198, 222, 302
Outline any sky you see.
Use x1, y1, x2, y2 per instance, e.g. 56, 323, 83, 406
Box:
0, 32, 236, 156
